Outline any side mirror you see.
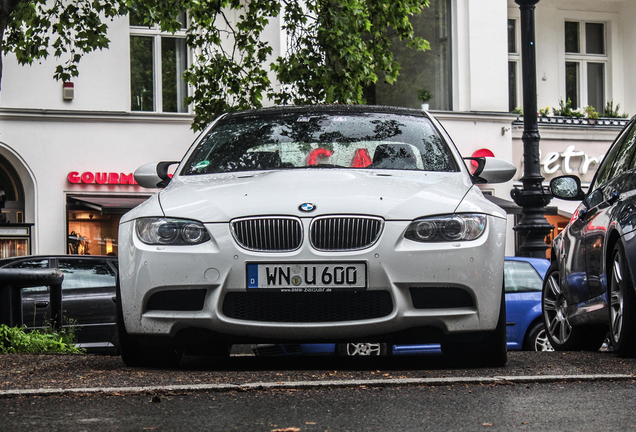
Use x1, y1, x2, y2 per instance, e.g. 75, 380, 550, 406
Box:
464, 157, 517, 184
134, 161, 179, 189
550, 175, 586, 201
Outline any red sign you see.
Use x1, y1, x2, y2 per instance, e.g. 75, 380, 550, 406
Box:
68, 172, 136, 185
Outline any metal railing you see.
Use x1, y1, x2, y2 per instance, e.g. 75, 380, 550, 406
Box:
0, 269, 64, 330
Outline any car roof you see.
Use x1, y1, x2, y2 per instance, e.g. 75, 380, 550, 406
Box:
222, 104, 429, 119
0, 255, 118, 266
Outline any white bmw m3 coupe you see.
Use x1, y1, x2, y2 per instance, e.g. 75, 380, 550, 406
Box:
117, 105, 516, 367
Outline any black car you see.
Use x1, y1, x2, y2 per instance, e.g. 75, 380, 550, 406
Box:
0, 255, 118, 353
545, 115, 636, 357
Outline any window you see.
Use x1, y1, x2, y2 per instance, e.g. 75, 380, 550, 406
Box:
129, 12, 188, 113
608, 123, 636, 179
58, 259, 116, 289
7, 259, 49, 292
508, 18, 521, 112
67, 197, 121, 256
504, 261, 543, 293
373, 0, 452, 111
591, 123, 631, 191
564, 20, 607, 112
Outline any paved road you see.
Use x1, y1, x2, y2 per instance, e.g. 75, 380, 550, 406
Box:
2, 379, 636, 431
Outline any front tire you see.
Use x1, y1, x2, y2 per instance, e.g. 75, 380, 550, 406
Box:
116, 278, 182, 368
442, 286, 507, 367
542, 261, 605, 351
523, 321, 554, 352
608, 243, 636, 357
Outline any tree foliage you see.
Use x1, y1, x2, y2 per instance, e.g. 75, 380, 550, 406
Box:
1, 0, 430, 130
1, 0, 126, 84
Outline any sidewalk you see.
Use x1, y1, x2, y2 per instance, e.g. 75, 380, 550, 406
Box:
1, 350, 634, 398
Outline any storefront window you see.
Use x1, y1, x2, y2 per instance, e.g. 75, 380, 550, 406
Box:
67, 202, 121, 257
68, 210, 120, 256
373, 0, 452, 110
544, 214, 572, 260
0, 238, 29, 257
67, 195, 150, 256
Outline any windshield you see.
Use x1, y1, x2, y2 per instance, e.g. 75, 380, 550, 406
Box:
182, 112, 459, 175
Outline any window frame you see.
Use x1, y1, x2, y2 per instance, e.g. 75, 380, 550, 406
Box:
129, 17, 190, 113
57, 257, 117, 290
563, 19, 609, 111
507, 16, 522, 113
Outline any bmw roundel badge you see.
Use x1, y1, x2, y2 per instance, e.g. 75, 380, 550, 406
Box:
299, 203, 316, 212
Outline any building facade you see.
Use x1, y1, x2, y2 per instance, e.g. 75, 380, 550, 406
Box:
0, 0, 633, 257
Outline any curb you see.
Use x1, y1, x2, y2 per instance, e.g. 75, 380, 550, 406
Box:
1, 374, 633, 398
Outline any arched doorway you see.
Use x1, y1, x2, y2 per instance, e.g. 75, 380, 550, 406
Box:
0, 152, 32, 257
0, 153, 26, 224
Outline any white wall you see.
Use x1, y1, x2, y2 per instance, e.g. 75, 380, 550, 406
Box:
454, 0, 509, 112
1, 16, 131, 111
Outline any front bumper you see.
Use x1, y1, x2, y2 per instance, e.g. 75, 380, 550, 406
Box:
118, 216, 507, 343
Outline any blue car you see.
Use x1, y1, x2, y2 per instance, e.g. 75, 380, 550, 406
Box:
504, 257, 551, 351
253, 257, 552, 356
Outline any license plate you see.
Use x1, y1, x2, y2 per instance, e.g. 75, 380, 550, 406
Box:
247, 262, 366, 291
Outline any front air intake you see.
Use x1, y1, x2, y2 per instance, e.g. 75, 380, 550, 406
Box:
223, 291, 393, 322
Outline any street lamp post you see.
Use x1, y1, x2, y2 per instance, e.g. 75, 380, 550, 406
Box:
510, 0, 553, 258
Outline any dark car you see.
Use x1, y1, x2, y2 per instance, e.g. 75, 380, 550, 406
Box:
0, 255, 118, 353
545, 115, 636, 356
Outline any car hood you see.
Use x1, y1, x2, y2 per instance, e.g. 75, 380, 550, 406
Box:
147, 169, 494, 222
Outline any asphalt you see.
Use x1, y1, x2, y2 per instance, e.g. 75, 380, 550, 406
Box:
1, 349, 634, 398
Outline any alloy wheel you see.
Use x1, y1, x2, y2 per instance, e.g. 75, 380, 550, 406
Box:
543, 271, 572, 345
534, 328, 555, 352
345, 343, 383, 356
610, 252, 625, 345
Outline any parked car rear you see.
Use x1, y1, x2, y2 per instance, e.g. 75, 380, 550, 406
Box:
0, 255, 118, 353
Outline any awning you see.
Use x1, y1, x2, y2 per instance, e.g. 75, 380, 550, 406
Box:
551, 198, 581, 218
68, 195, 150, 214
484, 194, 559, 216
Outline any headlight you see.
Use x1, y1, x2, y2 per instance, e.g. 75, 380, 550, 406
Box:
405, 214, 487, 242
136, 218, 211, 245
